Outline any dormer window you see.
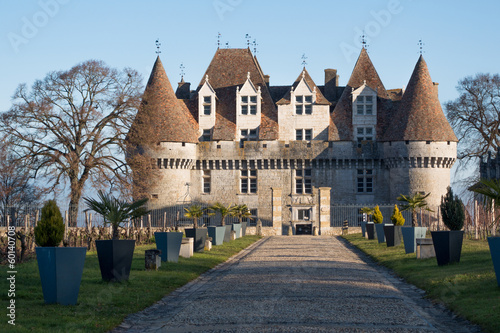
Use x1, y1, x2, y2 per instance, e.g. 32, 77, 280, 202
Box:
203, 96, 212, 115
295, 95, 313, 115
240, 128, 258, 148
356, 96, 373, 115
356, 127, 374, 147
241, 95, 257, 115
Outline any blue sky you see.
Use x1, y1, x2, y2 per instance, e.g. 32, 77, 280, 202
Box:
1, 0, 499, 193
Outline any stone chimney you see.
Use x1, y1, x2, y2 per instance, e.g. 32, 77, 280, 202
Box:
324, 69, 339, 100
176, 80, 191, 99
433, 82, 439, 97
264, 75, 270, 88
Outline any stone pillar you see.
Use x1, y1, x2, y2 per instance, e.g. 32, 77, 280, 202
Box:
319, 187, 331, 235
271, 187, 283, 233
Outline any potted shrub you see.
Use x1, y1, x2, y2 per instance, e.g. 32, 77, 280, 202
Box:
360, 207, 374, 238
373, 205, 385, 243
209, 202, 234, 242
398, 192, 432, 254
471, 178, 500, 286
384, 205, 405, 247
84, 191, 148, 282
35, 200, 86, 305
232, 204, 252, 236
184, 205, 208, 252
431, 186, 465, 266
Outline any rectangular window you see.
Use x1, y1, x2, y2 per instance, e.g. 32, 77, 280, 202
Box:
200, 129, 211, 141
203, 170, 211, 194
244, 208, 258, 225
240, 129, 258, 148
241, 95, 257, 115
240, 170, 257, 194
356, 127, 374, 147
357, 169, 373, 193
295, 169, 312, 194
305, 129, 312, 140
298, 209, 311, 221
296, 129, 313, 141
295, 95, 313, 115
356, 95, 374, 115
203, 96, 211, 115
296, 129, 303, 141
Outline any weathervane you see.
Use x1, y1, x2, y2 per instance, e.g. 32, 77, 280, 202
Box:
301, 53, 308, 67
360, 31, 369, 49
418, 39, 425, 55
225, 41, 230, 49
217, 32, 221, 48
180, 63, 185, 80
252, 39, 258, 54
155, 39, 161, 55
245, 34, 251, 47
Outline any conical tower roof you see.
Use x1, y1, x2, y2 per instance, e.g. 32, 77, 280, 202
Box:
330, 48, 392, 140
128, 56, 199, 146
381, 56, 457, 142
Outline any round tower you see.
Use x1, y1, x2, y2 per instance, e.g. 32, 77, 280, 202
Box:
382, 56, 457, 210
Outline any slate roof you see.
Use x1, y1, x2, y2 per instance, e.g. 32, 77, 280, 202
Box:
330, 48, 394, 141
128, 56, 199, 145
197, 48, 278, 141
381, 56, 457, 142
275, 68, 331, 106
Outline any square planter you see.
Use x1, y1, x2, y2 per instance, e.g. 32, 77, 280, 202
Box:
95, 239, 136, 282
360, 221, 367, 238
223, 225, 232, 243
383, 224, 402, 247
154, 232, 183, 262
488, 237, 500, 287
232, 223, 242, 239
208, 226, 226, 246
375, 223, 385, 243
241, 222, 248, 236
365, 222, 376, 240
431, 230, 464, 266
184, 228, 208, 252
36, 247, 87, 305
401, 227, 427, 254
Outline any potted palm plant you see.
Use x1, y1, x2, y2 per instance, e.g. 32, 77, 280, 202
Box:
232, 204, 252, 236
360, 206, 374, 238
35, 200, 86, 305
184, 205, 208, 252
84, 191, 148, 282
398, 192, 432, 254
209, 202, 234, 242
384, 204, 405, 247
432, 186, 465, 266
471, 178, 500, 286
373, 205, 385, 243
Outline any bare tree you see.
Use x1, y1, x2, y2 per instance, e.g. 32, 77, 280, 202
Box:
445, 73, 500, 163
0, 60, 143, 226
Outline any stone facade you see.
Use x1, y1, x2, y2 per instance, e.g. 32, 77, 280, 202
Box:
129, 47, 458, 235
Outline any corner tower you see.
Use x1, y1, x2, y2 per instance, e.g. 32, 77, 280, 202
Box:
381, 55, 457, 209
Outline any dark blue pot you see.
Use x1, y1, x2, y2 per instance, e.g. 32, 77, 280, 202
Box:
384, 225, 402, 247
375, 223, 385, 243
360, 221, 367, 238
223, 225, 232, 242
232, 223, 242, 239
36, 247, 87, 305
365, 222, 375, 240
401, 227, 427, 254
488, 237, 500, 287
185, 228, 208, 252
208, 226, 225, 246
241, 222, 248, 236
431, 231, 464, 266
95, 239, 135, 282
154, 232, 183, 262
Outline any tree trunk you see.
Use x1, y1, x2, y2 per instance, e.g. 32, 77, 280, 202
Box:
412, 210, 417, 228
68, 180, 83, 227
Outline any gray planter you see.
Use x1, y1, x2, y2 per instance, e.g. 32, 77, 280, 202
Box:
365, 222, 376, 240
375, 223, 385, 243
95, 239, 136, 282
241, 222, 248, 236
208, 226, 226, 246
360, 221, 367, 238
185, 228, 208, 252
431, 230, 464, 266
401, 227, 427, 254
223, 225, 232, 242
232, 223, 242, 239
36, 247, 87, 305
384, 224, 402, 247
154, 232, 183, 262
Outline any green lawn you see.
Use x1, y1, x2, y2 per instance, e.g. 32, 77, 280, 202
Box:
1, 235, 261, 332
342, 233, 500, 333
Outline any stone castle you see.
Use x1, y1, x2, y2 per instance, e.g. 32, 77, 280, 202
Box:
127, 47, 457, 235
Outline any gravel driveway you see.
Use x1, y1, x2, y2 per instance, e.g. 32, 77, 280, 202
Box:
112, 236, 481, 333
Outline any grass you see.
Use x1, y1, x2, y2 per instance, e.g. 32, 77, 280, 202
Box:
342, 233, 500, 333
0, 235, 261, 332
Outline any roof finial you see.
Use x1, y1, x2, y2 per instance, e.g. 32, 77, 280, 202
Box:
245, 34, 251, 48
418, 39, 425, 55
252, 39, 258, 54
205, 74, 209, 83
360, 31, 369, 50
155, 39, 161, 55
225, 41, 230, 49
301, 53, 308, 67
247, 72, 251, 80
217, 32, 221, 48
180, 63, 185, 81
302, 70, 306, 79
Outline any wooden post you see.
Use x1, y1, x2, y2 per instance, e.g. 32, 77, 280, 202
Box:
64, 211, 69, 240
140, 216, 143, 229
35, 210, 39, 227
85, 211, 88, 231
24, 214, 28, 229
474, 200, 479, 240
163, 212, 166, 231
89, 213, 92, 230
